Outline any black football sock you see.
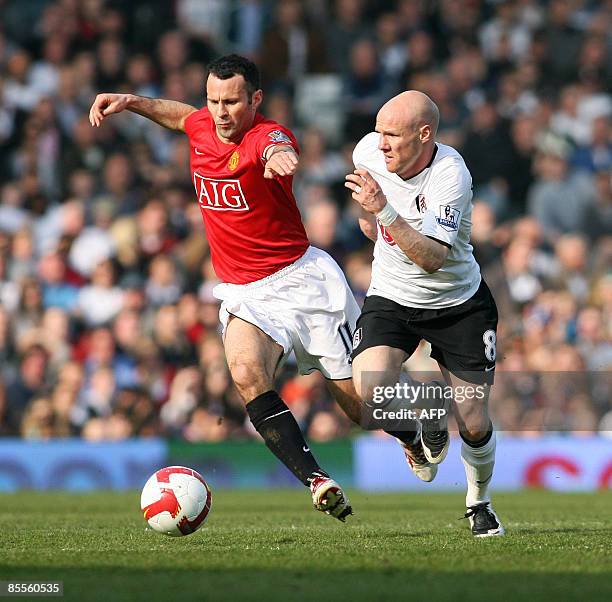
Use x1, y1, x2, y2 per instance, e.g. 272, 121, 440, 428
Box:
461, 424, 493, 448
385, 429, 419, 445
246, 390, 327, 486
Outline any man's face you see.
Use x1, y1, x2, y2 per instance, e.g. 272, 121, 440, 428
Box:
375, 115, 425, 179
206, 74, 262, 143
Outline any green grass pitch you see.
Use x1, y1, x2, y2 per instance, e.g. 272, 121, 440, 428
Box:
1, 490, 610, 601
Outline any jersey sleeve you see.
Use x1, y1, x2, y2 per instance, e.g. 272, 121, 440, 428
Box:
255, 124, 299, 162
420, 159, 472, 247
352, 132, 377, 169
184, 108, 206, 140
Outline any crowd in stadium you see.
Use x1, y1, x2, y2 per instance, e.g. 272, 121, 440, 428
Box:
0, 0, 610, 442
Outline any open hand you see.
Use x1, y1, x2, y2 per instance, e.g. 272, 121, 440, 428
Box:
345, 169, 387, 214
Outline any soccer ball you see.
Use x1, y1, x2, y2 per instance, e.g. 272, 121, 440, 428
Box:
141, 466, 212, 537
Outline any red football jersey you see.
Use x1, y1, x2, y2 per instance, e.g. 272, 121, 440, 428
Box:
184, 109, 309, 284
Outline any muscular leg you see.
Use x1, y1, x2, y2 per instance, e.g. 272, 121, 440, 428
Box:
351, 346, 419, 440
352, 345, 406, 401
224, 316, 283, 401
325, 378, 362, 425
224, 316, 326, 486
439, 365, 496, 507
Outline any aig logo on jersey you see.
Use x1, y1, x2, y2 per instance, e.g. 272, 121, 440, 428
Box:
194, 173, 250, 211
436, 204, 460, 231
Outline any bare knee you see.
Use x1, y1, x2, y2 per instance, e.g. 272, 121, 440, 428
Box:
228, 360, 273, 402
455, 401, 491, 441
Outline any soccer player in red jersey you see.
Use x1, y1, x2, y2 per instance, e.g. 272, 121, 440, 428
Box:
89, 55, 366, 521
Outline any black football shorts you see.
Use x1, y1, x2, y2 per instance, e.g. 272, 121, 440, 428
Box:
351, 279, 499, 384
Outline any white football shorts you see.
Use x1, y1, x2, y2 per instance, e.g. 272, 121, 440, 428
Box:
213, 246, 360, 380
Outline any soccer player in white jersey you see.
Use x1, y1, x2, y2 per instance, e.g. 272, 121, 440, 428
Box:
345, 90, 504, 537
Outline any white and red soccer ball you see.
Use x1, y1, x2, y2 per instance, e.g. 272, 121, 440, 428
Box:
141, 466, 212, 537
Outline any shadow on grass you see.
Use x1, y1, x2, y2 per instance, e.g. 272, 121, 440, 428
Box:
1, 566, 610, 602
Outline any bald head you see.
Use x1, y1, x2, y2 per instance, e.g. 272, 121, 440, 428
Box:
374, 91, 440, 179
378, 90, 439, 137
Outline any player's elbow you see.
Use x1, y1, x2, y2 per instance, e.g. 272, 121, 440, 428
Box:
423, 260, 442, 274
422, 249, 448, 273
359, 218, 377, 242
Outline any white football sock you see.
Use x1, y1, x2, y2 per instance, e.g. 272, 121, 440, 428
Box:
461, 430, 496, 507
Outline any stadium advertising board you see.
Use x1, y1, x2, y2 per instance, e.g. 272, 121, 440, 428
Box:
355, 435, 612, 491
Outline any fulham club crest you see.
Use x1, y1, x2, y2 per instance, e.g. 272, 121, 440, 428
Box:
415, 194, 427, 213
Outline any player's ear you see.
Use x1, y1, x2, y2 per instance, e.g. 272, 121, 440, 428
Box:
252, 89, 263, 111
420, 124, 432, 143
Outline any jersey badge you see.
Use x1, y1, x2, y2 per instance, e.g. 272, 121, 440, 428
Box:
228, 151, 240, 171
436, 205, 460, 231
267, 129, 292, 144
415, 194, 427, 213
352, 327, 362, 349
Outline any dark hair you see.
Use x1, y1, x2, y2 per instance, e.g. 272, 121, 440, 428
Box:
206, 54, 261, 99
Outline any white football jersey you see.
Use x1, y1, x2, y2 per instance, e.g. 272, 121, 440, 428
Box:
353, 133, 481, 309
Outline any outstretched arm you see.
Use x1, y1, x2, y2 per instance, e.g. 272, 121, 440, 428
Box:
89, 93, 197, 132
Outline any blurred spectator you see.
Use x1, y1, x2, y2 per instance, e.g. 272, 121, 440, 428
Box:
571, 115, 612, 173
176, 1, 229, 54
549, 234, 590, 303
145, 255, 182, 307
13, 278, 44, 344
38, 251, 79, 312
8, 228, 36, 282
0, 253, 20, 313
506, 113, 538, 216
374, 12, 407, 82
471, 201, 503, 271
259, 0, 328, 90
5, 345, 50, 434
343, 38, 395, 141
0, 182, 29, 234
325, 0, 370, 74
461, 100, 514, 217
304, 199, 343, 262
527, 132, 597, 243
21, 396, 55, 440
77, 259, 124, 327
479, 1, 532, 64
160, 366, 202, 436
294, 127, 349, 201
3, 50, 40, 112
580, 169, 612, 242
152, 304, 196, 369
542, 0, 584, 87
81, 365, 116, 418
0, 306, 16, 381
